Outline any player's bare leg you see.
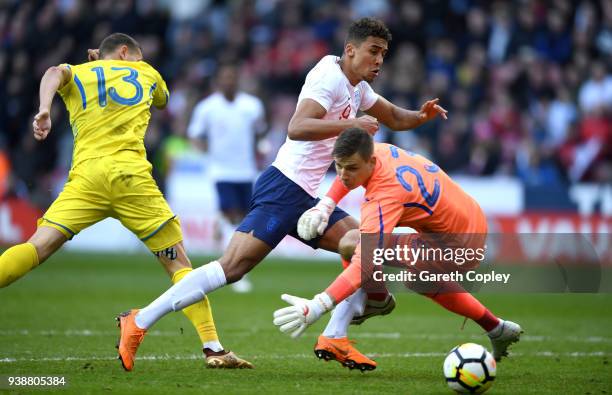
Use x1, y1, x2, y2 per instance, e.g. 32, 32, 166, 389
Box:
155, 241, 191, 277
337, 228, 359, 261
154, 241, 253, 369
316, 216, 358, 254
221, 216, 254, 294
0, 226, 66, 287
27, 226, 68, 262
218, 230, 272, 283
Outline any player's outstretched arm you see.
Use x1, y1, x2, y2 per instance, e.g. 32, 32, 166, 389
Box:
273, 293, 335, 338
366, 96, 448, 131
33, 65, 71, 141
297, 177, 350, 240
288, 99, 379, 141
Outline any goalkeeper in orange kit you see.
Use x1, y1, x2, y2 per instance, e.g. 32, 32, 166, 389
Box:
273, 128, 522, 367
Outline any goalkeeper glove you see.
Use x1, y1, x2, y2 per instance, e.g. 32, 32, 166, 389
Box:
272, 293, 334, 338
297, 196, 336, 240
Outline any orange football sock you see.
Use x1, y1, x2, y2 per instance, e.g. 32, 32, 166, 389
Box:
426, 292, 499, 331
325, 261, 362, 303
337, 257, 387, 301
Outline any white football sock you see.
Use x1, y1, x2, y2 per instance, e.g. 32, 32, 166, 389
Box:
322, 288, 366, 339
135, 261, 227, 329
203, 340, 224, 352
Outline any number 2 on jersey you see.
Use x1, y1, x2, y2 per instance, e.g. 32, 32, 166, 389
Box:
392, 146, 441, 208
76, 66, 144, 109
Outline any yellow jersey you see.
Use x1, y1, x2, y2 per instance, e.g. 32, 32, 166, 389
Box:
58, 60, 169, 167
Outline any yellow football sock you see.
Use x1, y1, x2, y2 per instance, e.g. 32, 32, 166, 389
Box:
0, 243, 39, 288
172, 267, 219, 345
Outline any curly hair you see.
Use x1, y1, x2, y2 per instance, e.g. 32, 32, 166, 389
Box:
346, 17, 392, 45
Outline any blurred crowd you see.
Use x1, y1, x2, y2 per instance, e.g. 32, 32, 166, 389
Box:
0, 0, 610, 209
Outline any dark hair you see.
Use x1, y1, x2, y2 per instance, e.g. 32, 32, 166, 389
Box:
346, 17, 392, 46
333, 128, 374, 161
99, 33, 141, 58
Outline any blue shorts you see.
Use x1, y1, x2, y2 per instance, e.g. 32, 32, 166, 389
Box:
237, 166, 350, 249
216, 182, 252, 212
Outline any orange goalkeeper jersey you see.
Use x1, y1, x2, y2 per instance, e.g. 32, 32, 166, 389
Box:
359, 143, 487, 235
324, 143, 488, 302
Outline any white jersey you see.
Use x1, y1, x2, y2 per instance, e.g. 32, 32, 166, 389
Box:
272, 55, 379, 196
188, 91, 265, 182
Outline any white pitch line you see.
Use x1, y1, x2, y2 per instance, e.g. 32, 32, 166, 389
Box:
0, 330, 402, 339
0, 351, 609, 364
0, 329, 179, 337
349, 332, 402, 339
0, 330, 610, 344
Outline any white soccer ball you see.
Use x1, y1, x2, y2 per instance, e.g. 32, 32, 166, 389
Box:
443, 343, 496, 393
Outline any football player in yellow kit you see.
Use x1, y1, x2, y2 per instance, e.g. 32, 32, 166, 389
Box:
0, 33, 251, 371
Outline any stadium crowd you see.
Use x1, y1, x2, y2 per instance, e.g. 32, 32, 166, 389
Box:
0, 0, 610, 209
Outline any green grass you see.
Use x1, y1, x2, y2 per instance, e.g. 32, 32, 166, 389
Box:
0, 252, 611, 394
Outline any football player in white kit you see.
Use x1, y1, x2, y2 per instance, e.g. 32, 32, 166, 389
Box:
115, 17, 447, 372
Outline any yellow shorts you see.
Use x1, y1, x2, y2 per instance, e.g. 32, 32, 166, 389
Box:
39, 150, 182, 252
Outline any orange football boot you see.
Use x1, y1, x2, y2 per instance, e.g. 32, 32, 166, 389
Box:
116, 309, 146, 371
314, 335, 376, 371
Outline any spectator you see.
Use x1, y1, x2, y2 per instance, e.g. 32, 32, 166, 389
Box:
0, 137, 9, 199
578, 61, 612, 115
1, 0, 610, 209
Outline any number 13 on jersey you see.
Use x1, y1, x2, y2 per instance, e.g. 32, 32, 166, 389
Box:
73, 66, 149, 109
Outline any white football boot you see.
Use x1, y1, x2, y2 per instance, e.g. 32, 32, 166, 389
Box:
488, 319, 523, 361
351, 294, 396, 325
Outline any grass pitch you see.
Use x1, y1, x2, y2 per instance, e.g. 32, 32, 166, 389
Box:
1, 251, 611, 394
